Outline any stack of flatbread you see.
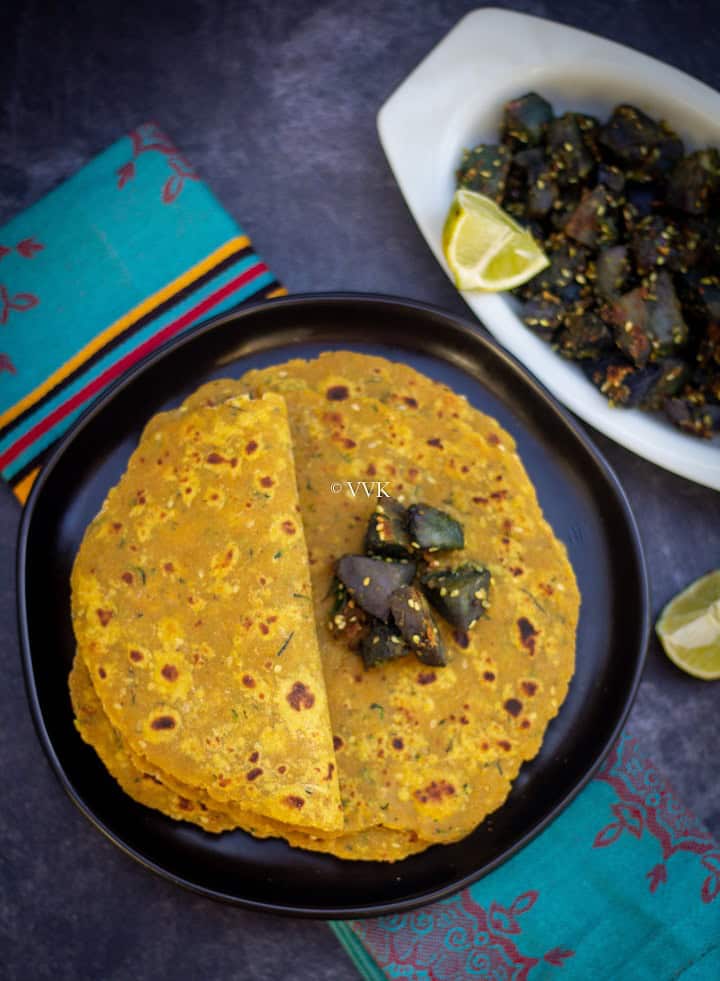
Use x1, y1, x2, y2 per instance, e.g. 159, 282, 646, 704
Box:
71, 354, 580, 861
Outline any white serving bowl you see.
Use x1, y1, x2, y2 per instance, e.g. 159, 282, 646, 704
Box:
378, 7, 720, 489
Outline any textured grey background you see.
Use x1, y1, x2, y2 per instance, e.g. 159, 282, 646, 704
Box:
1, 1, 719, 979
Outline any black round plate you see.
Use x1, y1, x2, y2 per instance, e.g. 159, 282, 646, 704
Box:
17, 294, 649, 918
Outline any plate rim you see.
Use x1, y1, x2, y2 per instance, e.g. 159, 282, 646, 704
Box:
16, 291, 650, 917
377, 7, 720, 490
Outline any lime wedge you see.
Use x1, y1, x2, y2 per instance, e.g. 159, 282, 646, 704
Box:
656, 570, 720, 680
442, 189, 549, 292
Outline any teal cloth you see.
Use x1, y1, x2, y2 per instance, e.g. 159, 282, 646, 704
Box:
0, 122, 277, 491
332, 732, 720, 980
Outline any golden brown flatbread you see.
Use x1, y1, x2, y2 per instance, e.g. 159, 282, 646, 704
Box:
70, 353, 580, 861
71, 393, 342, 833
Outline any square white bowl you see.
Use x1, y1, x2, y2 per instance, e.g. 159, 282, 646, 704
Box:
378, 7, 720, 490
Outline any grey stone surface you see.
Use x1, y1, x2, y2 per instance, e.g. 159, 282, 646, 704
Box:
1, 1, 719, 978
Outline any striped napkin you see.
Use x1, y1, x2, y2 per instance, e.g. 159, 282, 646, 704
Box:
4, 127, 718, 980
0, 122, 282, 502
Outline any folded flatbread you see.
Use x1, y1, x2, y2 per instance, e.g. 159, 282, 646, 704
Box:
71, 393, 342, 833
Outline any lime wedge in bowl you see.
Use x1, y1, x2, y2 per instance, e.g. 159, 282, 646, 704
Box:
656, 570, 720, 680
442, 189, 549, 292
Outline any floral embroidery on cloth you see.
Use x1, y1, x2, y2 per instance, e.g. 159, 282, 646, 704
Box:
335, 731, 719, 980
116, 122, 200, 203
351, 890, 574, 980
0, 238, 42, 364
594, 733, 719, 903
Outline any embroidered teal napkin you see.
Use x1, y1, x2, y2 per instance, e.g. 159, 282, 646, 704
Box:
331, 732, 720, 979
0, 121, 282, 502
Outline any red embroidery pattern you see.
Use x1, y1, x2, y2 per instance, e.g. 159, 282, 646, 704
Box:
0, 237, 43, 328
594, 735, 719, 903
0, 238, 44, 262
351, 890, 573, 979
15, 238, 44, 259
117, 123, 199, 203
0, 284, 39, 325
0, 354, 16, 374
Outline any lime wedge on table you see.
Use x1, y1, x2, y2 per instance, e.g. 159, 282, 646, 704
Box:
442, 189, 549, 292
656, 570, 720, 680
